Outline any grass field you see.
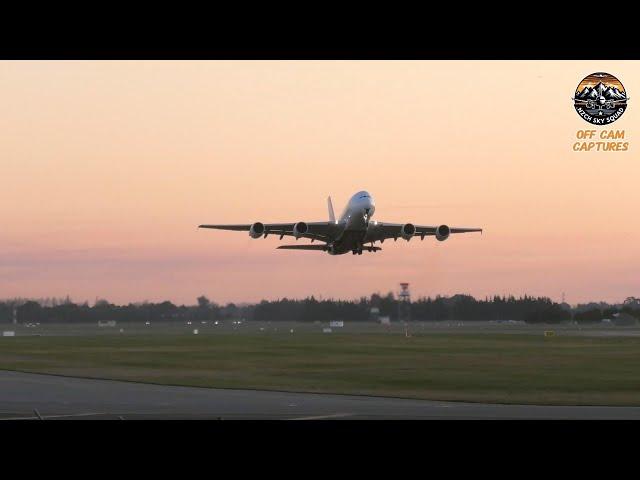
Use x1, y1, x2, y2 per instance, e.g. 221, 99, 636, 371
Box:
2, 330, 640, 405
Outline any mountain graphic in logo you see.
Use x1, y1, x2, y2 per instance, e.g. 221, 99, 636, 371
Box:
573, 72, 628, 125
575, 82, 626, 101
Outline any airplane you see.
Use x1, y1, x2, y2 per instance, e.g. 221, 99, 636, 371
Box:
573, 96, 628, 111
199, 191, 482, 255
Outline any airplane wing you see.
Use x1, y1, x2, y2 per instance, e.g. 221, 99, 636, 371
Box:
198, 222, 339, 242
367, 222, 482, 242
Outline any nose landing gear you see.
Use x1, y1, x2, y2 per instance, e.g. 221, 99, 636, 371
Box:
363, 208, 371, 223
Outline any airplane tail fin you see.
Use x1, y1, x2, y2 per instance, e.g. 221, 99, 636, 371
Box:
327, 196, 336, 223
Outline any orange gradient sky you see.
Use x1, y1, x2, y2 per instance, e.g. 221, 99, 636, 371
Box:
1, 61, 638, 305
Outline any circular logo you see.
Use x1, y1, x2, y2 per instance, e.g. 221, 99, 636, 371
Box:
573, 72, 628, 125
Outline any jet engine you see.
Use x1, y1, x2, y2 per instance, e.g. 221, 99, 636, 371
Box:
249, 222, 265, 239
293, 221, 308, 239
401, 223, 416, 240
435, 224, 450, 241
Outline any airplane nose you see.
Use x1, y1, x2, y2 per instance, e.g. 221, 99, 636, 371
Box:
364, 198, 374, 220
366, 197, 375, 212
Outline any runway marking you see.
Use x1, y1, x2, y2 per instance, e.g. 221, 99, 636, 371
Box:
290, 413, 352, 420
0, 412, 107, 420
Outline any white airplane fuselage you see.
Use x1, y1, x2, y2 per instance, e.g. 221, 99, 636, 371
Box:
340, 191, 375, 228
330, 190, 376, 255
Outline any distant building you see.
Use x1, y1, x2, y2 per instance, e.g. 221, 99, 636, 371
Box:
369, 307, 380, 321
613, 312, 638, 326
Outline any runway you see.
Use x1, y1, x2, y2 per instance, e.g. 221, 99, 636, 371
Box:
1, 370, 639, 419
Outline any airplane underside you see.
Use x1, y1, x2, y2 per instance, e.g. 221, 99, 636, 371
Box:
278, 229, 381, 255
331, 229, 377, 255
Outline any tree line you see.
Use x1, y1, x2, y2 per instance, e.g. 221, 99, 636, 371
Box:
1, 293, 638, 325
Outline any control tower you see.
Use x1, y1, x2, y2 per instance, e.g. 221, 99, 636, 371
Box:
398, 282, 411, 323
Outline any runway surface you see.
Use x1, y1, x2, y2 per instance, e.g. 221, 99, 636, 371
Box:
2, 370, 640, 419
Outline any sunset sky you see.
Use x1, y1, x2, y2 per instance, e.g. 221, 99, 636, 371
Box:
577, 72, 625, 92
1, 61, 638, 305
